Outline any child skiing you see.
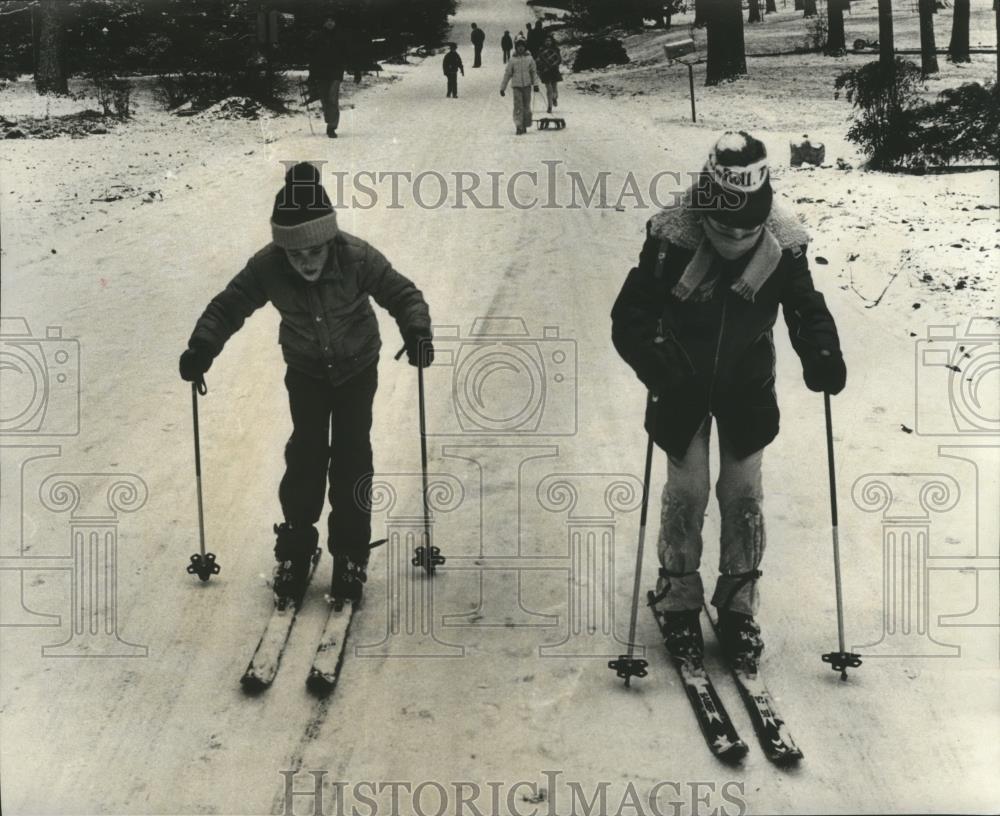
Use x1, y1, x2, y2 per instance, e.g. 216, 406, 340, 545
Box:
442, 43, 464, 98
499, 39, 540, 135
178, 162, 434, 607
611, 132, 845, 672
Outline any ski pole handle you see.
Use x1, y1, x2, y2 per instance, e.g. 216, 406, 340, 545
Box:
824, 392, 838, 528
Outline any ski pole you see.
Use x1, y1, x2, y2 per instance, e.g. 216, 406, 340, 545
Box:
395, 343, 445, 575
820, 392, 860, 680
187, 376, 220, 582
300, 80, 316, 135
609, 394, 655, 686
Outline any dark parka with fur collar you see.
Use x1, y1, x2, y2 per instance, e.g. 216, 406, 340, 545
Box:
611, 203, 841, 459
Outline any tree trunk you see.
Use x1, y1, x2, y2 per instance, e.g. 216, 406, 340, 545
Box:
948, 0, 971, 62
918, 0, 939, 74
826, 0, 846, 54
766, 0, 777, 12
694, 0, 709, 27
878, 0, 895, 70
803, 0, 818, 17
705, 0, 747, 84
34, 0, 68, 95
749, 0, 763, 23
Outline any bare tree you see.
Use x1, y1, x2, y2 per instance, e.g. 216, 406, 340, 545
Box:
826, 0, 847, 54
878, 0, 895, 69
766, 0, 777, 12
749, 0, 763, 23
705, 0, 747, 84
918, 0, 939, 74
947, 0, 971, 62
803, 0, 818, 17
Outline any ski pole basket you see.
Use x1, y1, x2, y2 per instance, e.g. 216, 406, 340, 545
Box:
188, 377, 220, 582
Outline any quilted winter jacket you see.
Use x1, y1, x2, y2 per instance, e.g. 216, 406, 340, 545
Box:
611, 202, 841, 459
500, 54, 538, 90
189, 230, 431, 385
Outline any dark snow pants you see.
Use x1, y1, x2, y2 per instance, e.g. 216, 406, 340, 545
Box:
446, 72, 458, 98
653, 417, 765, 616
278, 364, 377, 557
319, 79, 342, 130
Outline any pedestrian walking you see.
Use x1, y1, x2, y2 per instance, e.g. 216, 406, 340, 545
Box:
501, 30, 513, 63
470, 23, 486, 67
499, 39, 540, 135
535, 35, 562, 113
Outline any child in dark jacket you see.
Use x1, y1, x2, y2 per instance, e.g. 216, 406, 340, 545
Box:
611, 132, 845, 671
442, 43, 464, 98
178, 163, 434, 607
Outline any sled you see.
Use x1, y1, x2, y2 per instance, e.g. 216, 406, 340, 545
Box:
536, 116, 566, 130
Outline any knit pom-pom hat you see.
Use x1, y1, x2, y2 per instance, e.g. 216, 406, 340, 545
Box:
271, 162, 339, 249
689, 131, 773, 229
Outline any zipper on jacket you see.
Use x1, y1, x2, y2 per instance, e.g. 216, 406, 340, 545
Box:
707, 297, 729, 410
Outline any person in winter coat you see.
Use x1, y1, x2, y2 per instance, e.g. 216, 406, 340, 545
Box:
611, 132, 845, 671
470, 23, 486, 67
535, 35, 562, 113
307, 17, 351, 138
526, 20, 545, 56
499, 39, 540, 135
442, 43, 464, 98
501, 30, 514, 63
178, 163, 434, 608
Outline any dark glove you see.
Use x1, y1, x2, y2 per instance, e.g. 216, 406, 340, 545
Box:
803, 349, 846, 395
404, 328, 434, 368
500, 90, 506, 97
179, 345, 213, 383
533, 85, 540, 92
634, 339, 687, 398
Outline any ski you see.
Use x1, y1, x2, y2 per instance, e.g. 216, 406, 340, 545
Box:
705, 608, 804, 765
648, 593, 748, 763
240, 549, 322, 693
305, 542, 384, 696
305, 598, 357, 697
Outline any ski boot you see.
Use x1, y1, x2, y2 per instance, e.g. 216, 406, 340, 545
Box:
272, 523, 320, 607
716, 609, 765, 672
660, 609, 705, 664
330, 548, 373, 610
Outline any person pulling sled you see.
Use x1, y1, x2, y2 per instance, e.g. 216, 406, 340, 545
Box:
611, 132, 846, 672
179, 162, 434, 608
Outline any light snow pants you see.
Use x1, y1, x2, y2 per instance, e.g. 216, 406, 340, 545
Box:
320, 79, 342, 130
654, 417, 765, 616
511, 86, 532, 130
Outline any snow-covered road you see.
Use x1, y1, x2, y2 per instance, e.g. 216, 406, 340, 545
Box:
2, 0, 998, 813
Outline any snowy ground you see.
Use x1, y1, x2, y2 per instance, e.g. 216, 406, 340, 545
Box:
1, 0, 998, 814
